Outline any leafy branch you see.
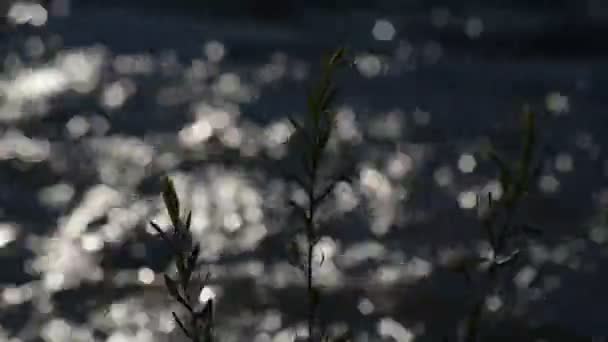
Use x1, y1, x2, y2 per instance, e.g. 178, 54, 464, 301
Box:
284, 47, 354, 342
450, 108, 546, 342
150, 177, 214, 342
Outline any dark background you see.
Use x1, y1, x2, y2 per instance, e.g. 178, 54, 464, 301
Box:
1, 0, 608, 341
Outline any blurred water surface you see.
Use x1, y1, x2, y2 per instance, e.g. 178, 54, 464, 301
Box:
1, 2, 608, 341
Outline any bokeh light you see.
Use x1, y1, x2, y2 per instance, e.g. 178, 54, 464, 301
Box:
0, 3, 605, 341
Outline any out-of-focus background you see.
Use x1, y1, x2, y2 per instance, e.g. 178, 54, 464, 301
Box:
1, 0, 608, 341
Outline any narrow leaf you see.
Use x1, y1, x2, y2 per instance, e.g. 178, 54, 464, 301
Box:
149, 221, 169, 242
164, 274, 180, 299
172, 312, 191, 338
287, 115, 312, 146
488, 149, 513, 192
150, 221, 179, 254
189, 245, 201, 268
317, 125, 332, 152
288, 200, 310, 222
201, 271, 212, 286
179, 253, 194, 291
175, 293, 194, 313
519, 108, 536, 178
176, 254, 186, 277
288, 115, 303, 133
284, 171, 310, 191
184, 247, 200, 288
314, 182, 336, 207
162, 177, 181, 228
196, 298, 214, 321
329, 47, 346, 66
180, 271, 193, 294
307, 89, 319, 115
185, 210, 192, 230
318, 86, 337, 113
494, 249, 520, 265
287, 240, 303, 269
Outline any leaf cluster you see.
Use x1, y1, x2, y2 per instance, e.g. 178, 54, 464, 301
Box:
150, 177, 214, 342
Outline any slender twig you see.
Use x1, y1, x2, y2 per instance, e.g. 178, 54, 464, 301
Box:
149, 177, 214, 342
461, 108, 544, 342
284, 47, 353, 342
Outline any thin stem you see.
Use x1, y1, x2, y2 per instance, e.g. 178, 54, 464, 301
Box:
306, 157, 318, 342
307, 241, 315, 342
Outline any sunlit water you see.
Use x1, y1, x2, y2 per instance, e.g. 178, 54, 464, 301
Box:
1, 3, 608, 341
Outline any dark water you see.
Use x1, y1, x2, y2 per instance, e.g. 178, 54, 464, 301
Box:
1, 3, 608, 341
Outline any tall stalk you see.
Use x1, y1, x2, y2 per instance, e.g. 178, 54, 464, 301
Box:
455, 108, 545, 342
283, 47, 353, 342
150, 177, 214, 342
